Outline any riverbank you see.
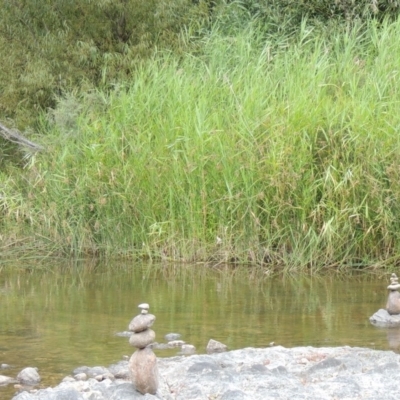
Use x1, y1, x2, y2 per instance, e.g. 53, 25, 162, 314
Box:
4, 18, 400, 271
11, 345, 400, 400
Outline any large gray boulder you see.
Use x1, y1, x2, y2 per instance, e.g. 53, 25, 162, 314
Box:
12, 346, 400, 400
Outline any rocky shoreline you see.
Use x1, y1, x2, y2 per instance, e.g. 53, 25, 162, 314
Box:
8, 345, 400, 400
7, 275, 400, 400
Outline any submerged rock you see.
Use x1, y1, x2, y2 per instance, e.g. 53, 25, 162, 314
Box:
167, 340, 185, 348
164, 333, 181, 341
115, 331, 132, 337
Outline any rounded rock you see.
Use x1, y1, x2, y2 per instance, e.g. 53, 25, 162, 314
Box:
129, 348, 159, 395
165, 333, 181, 341
180, 344, 196, 355
16, 367, 41, 385
129, 329, 156, 349
386, 291, 400, 315
129, 314, 156, 333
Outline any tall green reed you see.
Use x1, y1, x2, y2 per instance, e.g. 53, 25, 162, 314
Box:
5, 19, 400, 271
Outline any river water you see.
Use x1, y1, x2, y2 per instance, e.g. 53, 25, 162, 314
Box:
0, 261, 396, 398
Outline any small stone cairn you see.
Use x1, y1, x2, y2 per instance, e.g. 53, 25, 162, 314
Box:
386, 273, 400, 315
128, 303, 159, 395
370, 273, 400, 327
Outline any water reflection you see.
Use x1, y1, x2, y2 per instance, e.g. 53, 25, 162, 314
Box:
386, 328, 400, 350
0, 261, 394, 398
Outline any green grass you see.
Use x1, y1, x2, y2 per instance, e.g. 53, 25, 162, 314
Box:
4, 19, 400, 271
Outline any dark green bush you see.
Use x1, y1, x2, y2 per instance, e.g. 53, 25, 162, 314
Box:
0, 0, 205, 128
1, 0, 400, 129
288, 0, 400, 21
208, 0, 400, 31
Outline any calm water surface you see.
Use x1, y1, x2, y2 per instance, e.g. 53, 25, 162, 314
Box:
0, 261, 396, 398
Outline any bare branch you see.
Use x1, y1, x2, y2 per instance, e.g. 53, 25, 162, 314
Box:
0, 122, 43, 151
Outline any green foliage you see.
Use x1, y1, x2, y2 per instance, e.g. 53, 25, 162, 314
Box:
1, 0, 399, 130
207, 0, 400, 34
291, 0, 400, 21
0, 0, 204, 127
3, 19, 400, 271
3, 1, 400, 270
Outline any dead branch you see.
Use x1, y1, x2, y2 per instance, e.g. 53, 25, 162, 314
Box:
0, 122, 43, 151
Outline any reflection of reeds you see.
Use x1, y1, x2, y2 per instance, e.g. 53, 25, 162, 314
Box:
4, 21, 400, 270
0, 262, 392, 363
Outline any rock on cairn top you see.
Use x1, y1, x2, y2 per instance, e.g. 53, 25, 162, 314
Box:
387, 273, 400, 291
138, 303, 150, 314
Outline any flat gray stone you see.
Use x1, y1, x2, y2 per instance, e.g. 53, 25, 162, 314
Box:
164, 333, 181, 341
106, 382, 143, 399
370, 308, 400, 327
220, 389, 249, 399
72, 366, 110, 377
187, 361, 221, 374
0, 374, 17, 385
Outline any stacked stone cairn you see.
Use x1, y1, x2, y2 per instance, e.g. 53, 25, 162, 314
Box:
370, 272, 400, 327
386, 273, 400, 315
128, 303, 159, 395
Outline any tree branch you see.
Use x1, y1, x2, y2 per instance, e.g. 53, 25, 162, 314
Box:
0, 122, 43, 151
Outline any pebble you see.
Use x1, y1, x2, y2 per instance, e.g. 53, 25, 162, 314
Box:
73, 373, 87, 381
164, 333, 181, 341
167, 340, 185, 348
206, 338, 228, 354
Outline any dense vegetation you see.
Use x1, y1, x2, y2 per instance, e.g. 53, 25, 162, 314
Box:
2, 0, 400, 271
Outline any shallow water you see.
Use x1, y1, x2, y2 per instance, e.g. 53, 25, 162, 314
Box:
0, 261, 396, 399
